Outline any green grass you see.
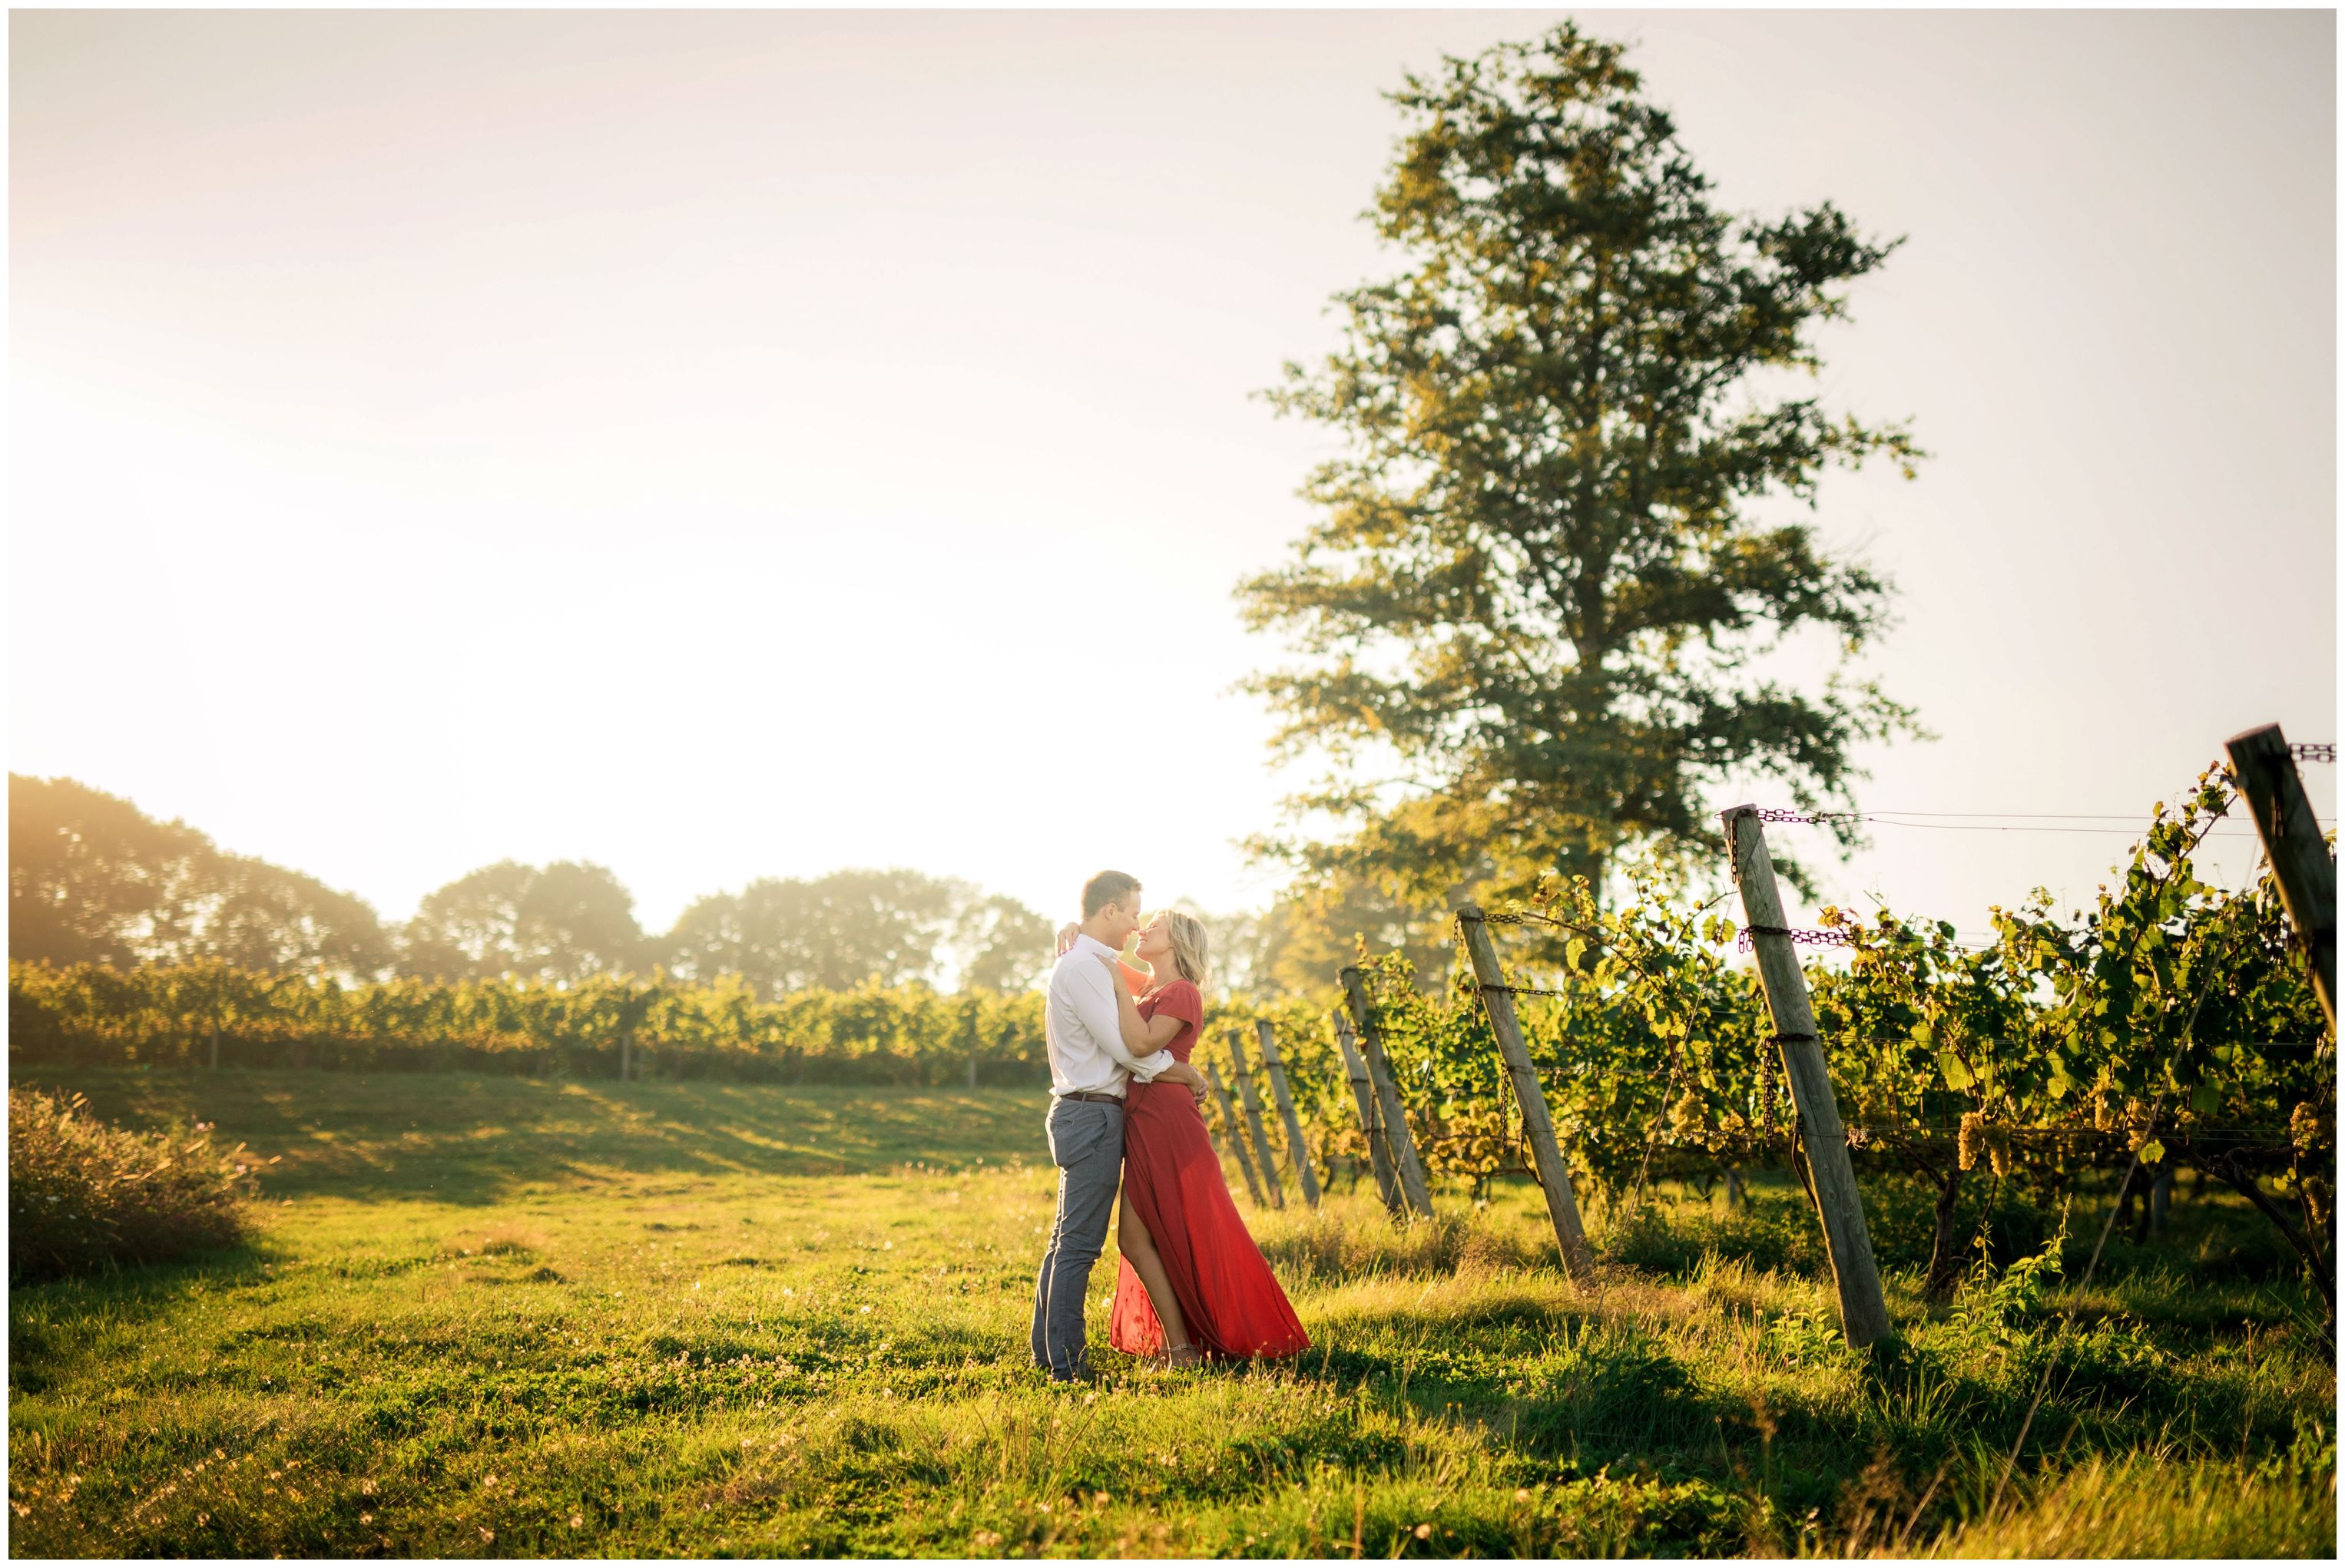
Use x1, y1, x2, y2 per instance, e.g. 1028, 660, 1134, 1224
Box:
8, 1067, 2335, 1557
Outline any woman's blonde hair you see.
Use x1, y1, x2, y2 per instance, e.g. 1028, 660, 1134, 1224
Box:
1161, 911, 1211, 991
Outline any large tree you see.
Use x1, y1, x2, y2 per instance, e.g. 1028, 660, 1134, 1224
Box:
1240, 22, 1924, 918
946, 892, 1057, 994
10, 775, 210, 968
401, 859, 644, 982
190, 855, 396, 977
9, 774, 392, 977
663, 868, 962, 997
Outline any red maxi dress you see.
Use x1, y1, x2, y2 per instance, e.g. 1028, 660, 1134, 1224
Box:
1107, 980, 1310, 1361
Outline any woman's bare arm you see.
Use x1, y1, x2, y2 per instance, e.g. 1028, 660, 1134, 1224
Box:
1103, 959, 1185, 1053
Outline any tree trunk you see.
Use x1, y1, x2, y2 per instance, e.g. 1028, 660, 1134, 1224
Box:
1923, 1162, 1964, 1299
2148, 1165, 2172, 1239
2114, 1163, 2139, 1238
2215, 1156, 2335, 1329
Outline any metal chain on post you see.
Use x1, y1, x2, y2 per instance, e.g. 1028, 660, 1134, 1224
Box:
1737, 926, 1852, 952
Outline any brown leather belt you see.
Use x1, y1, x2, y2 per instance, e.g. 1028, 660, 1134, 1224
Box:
1055, 1090, 1124, 1107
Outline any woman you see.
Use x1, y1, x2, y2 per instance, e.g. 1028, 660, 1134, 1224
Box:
1086, 911, 1309, 1366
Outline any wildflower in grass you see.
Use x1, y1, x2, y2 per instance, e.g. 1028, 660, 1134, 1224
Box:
479, 1526, 495, 1542
569, 1514, 583, 1528
1414, 1523, 1432, 1539
360, 1513, 373, 1525
1515, 1488, 1531, 1501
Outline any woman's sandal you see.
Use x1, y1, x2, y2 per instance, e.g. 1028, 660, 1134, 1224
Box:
1154, 1342, 1202, 1369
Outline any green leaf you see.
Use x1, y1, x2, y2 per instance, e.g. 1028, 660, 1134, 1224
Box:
2191, 1082, 2221, 1116
2045, 1056, 2074, 1100
2138, 1139, 2166, 1166
1938, 1050, 1974, 1090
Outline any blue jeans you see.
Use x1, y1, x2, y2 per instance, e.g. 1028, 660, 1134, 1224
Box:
1029, 1097, 1124, 1380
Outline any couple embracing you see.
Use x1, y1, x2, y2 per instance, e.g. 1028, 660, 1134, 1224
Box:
1028, 870, 1309, 1382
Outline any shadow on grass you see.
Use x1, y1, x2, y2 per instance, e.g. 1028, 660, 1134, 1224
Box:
16, 1068, 1047, 1206
10, 1242, 277, 1388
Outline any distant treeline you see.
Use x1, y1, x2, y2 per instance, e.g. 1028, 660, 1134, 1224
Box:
9, 775, 1062, 994
10, 773, 1456, 999
8, 961, 1343, 1092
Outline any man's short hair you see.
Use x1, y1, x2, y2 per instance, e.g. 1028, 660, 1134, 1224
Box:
1082, 870, 1141, 920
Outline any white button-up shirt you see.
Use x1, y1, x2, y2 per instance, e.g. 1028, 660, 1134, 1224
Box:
1045, 933, 1174, 1097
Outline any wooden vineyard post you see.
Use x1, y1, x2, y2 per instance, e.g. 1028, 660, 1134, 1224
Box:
1225, 1030, 1287, 1209
1721, 805, 1893, 1348
1205, 1060, 1268, 1206
1254, 1020, 1324, 1208
1454, 906, 1597, 1285
1332, 1009, 1403, 1213
620, 1030, 632, 1083
1340, 968, 1436, 1217
2226, 723, 2337, 1033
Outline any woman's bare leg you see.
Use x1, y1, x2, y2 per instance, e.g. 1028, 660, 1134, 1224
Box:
1116, 1189, 1195, 1357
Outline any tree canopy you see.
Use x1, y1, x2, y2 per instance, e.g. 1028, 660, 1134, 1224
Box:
1240, 21, 1925, 926
399, 859, 646, 983
10, 775, 392, 976
662, 869, 1038, 997
947, 892, 1059, 994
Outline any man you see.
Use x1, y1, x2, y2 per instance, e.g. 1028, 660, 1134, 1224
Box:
1029, 869, 1207, 1382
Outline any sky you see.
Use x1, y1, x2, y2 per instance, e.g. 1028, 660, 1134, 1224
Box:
8, 7, 2337, 946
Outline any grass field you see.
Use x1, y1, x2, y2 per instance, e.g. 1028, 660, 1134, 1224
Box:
8, 1067, 2335, 1557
